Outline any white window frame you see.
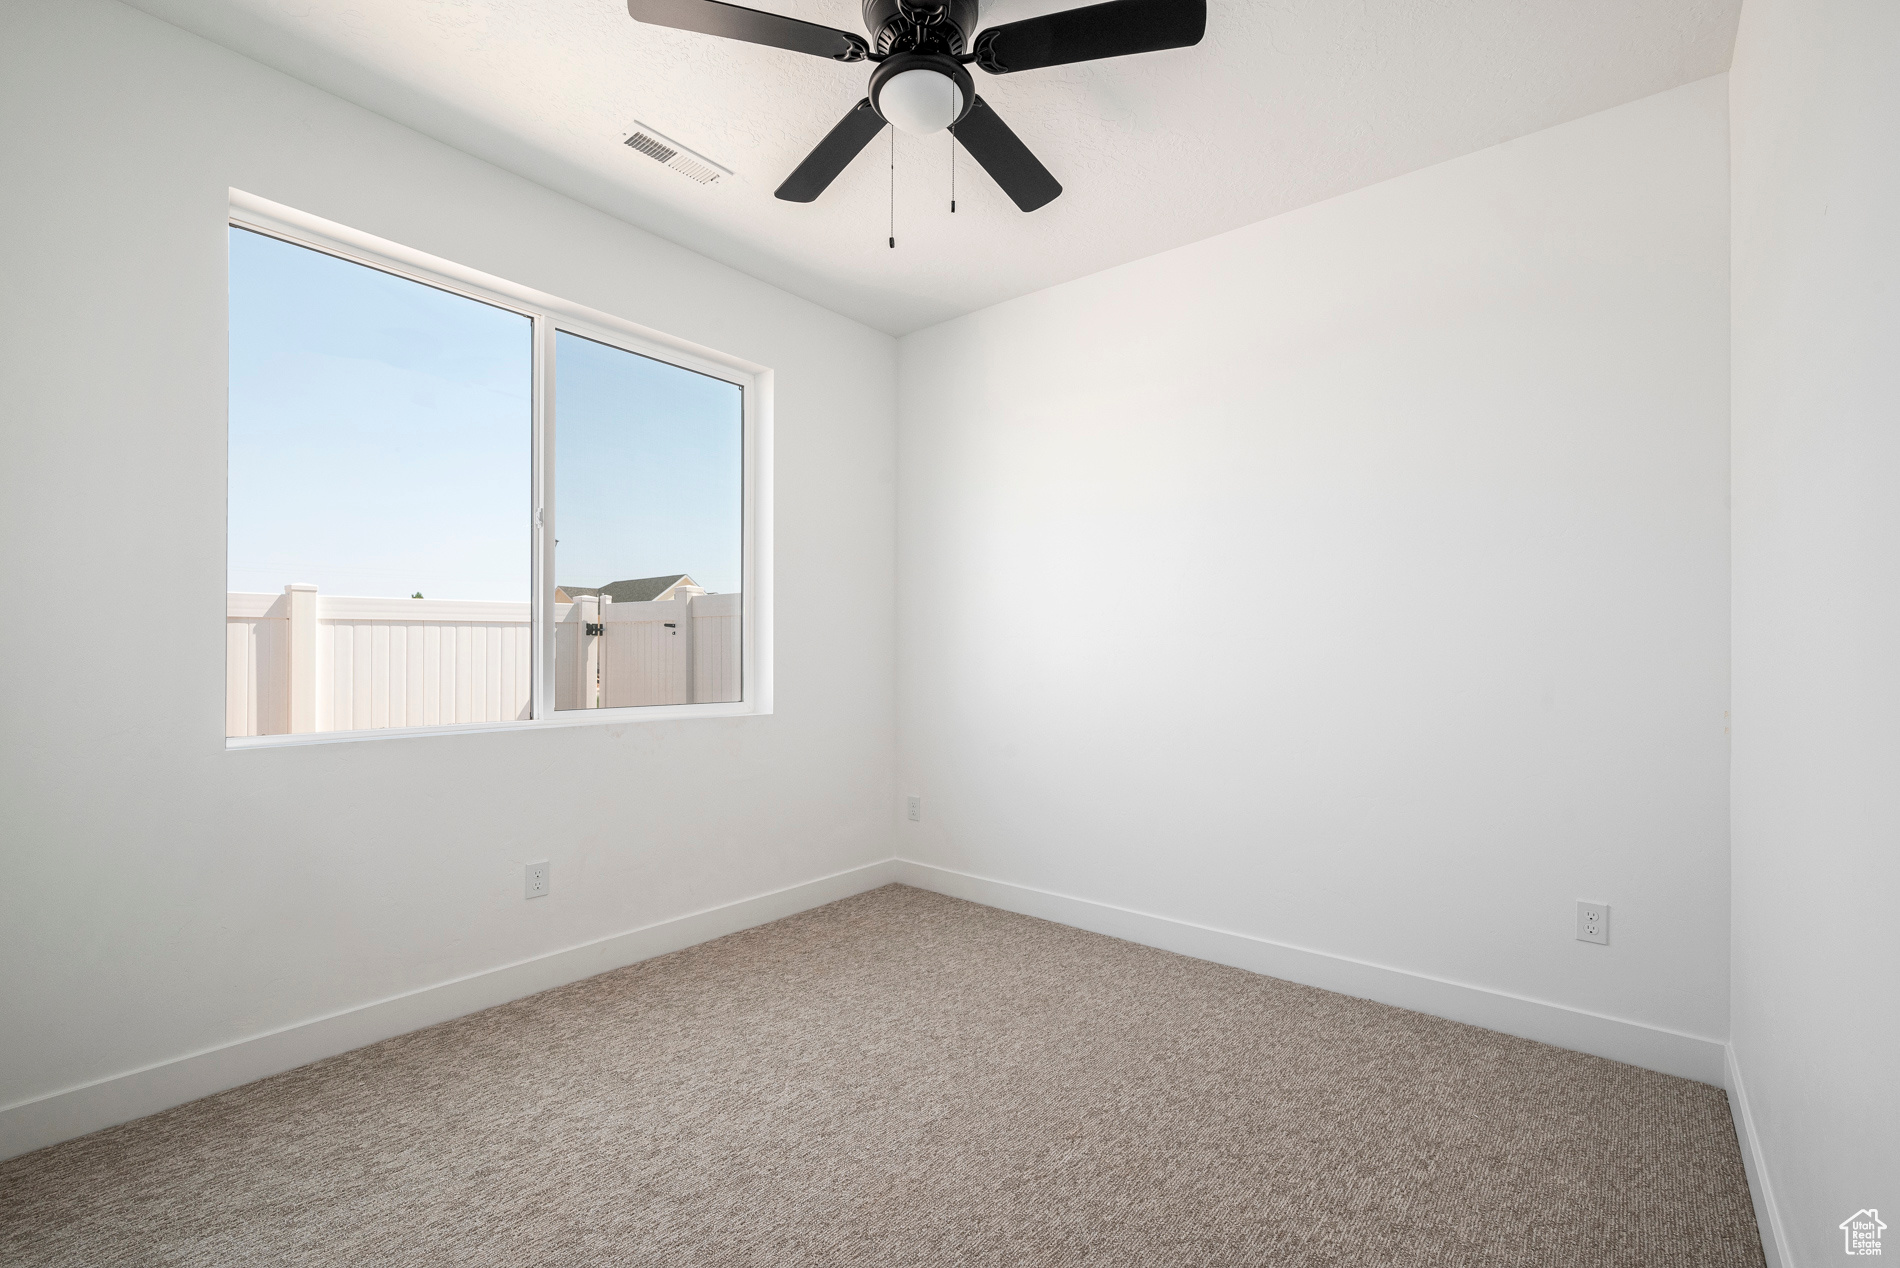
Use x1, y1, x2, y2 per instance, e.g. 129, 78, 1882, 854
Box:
225, 190, 772, 748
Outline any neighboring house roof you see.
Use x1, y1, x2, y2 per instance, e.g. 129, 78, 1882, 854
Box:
557, 574, 702, 604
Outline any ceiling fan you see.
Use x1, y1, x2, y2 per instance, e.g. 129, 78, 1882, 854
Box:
625, 0, 1207, 212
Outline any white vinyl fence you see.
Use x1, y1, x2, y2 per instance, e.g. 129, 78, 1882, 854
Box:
554, 592, 741, 711
227, 586, 739, 738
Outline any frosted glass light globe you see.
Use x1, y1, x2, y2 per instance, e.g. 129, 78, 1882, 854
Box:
877, 68, 964, 136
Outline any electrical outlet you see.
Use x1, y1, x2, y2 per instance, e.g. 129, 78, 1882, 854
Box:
1577, 900, 1609, 945
906, 796, 921, 822
525, 861, 550, 900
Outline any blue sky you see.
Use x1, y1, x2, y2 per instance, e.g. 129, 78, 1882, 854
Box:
555, 331, 742, 596
228, 228, 742, 601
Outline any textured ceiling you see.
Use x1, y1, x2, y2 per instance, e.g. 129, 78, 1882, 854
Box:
126, 0, 1740, 334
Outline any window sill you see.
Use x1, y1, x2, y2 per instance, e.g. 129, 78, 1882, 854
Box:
224, 701, 766, 750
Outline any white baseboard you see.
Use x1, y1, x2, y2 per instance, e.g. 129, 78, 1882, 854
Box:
0, 859, 903, 1163
0, 858, 1737, 1167
1725, 1044, 1793, 1268
893, 859, 1728, 1086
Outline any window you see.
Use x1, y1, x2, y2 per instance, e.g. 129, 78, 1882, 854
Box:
553, 332, 743, 711
225, 197, 762, 745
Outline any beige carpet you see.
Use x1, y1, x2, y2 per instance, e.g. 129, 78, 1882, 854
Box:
0, 884, 1764, 1267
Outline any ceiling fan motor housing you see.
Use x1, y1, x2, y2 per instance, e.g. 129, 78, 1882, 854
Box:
861, 0, 979, 55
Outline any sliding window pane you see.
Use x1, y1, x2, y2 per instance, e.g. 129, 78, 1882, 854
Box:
554, 332, 742, 709
226, 227, 532, 738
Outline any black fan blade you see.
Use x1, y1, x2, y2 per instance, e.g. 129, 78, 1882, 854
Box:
952, 97, 1062, 212
775, 100, 888, 202
627, 0, 868, 61
972, 0, 1204, 74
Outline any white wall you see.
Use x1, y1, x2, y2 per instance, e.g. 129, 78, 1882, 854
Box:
0, 0, 895, 1147
1729, 0, 1900, 1260
897, 79, 1731, 1055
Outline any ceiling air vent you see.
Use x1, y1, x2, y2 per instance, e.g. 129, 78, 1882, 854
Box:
622, 122, 731, 186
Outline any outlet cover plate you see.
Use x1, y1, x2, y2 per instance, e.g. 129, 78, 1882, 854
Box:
526, 861, 550, 900
906, 796, 921, 822
1577, 900, 1609, 944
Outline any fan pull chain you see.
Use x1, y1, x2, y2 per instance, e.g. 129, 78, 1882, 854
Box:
888, 126, 895, 249
949, 74, 957, 213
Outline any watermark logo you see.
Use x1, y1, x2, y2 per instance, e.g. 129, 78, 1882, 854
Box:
1840, 1209, 1886, 1256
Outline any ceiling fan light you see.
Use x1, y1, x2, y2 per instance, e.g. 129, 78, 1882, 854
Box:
876, 68, 964, 135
